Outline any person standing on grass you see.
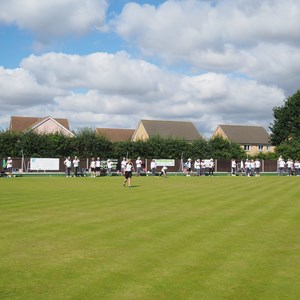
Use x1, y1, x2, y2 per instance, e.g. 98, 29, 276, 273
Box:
150, 159, 157, 176
254, 158, 261, 176
208, 158, 214, 176
278, 158, 286, 176
286, 159, 294, 176
294, 160, 300, 176
136, 157, 142, 176
64, 156, 72, 177
90, 158, 96, 177
107, 159, 113, 176
121, 157, 127, 175
186, 158, 192, 176
123, 159, 134, 187
95, 157, 101, 177
200, 159, 206, 176
6, 157, 13, 177
231, 159, 236, 176
73, 156, 80, 177
194, 159, 201, 176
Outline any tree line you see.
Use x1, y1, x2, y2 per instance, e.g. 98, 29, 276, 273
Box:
0, 129, 256, 160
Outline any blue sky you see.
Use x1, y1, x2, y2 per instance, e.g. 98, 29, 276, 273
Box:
0, 0, 299, 137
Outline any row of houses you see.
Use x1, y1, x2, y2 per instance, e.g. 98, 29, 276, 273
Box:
8, 116, 274, 155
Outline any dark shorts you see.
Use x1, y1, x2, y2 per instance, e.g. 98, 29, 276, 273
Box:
125, 171, 132, 179
91, 168, 95, 172
95, 167, 100, 171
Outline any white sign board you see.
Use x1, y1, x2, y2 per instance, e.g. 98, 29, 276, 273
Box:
30, 158, 60, 171
154, 159, 175, 167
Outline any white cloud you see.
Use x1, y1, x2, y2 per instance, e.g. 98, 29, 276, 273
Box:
0, 52, 284, 136
113, 0, 300, 93
0, 0, 108, 42
0, 66, 66, 107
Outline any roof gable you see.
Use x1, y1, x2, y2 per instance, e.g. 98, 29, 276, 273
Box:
133, 119, 202, 141
215, 125, 270, 144
9, 116, 74, 137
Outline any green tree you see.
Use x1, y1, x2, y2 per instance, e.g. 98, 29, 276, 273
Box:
274, 137, 300, 160
74, 128, 113, 158
190, 139, 210, 159
208, 136, 245, 159
270, 90, 300, 145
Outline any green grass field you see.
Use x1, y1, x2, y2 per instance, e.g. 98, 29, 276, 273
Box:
1, 176, 300, 300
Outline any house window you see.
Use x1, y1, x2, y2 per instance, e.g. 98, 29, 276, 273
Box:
266, 145, 271, 151
244, 145, 251, 151
258, 145, 264, 151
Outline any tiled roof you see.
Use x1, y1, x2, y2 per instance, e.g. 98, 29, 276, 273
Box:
96, 128, 135, 142
136, 119, 202, 141
10, 116, 70, 132
218, 125, 270, 144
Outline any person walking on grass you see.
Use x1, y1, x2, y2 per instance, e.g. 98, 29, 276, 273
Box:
123, 159, 134, 187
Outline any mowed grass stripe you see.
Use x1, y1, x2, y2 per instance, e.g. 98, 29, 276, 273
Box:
106, 177, 300, 299
0, 177, 299, 299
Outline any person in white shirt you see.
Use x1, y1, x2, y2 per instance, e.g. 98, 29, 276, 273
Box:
136, 157, 142, 176
231, 159, 236, 176
286, 159, 294, 176
90, 158, 96, 177
245, 159, 251, 177
278, 158, 286, 176
200, 160, 206, 176
73, 156, 80, 177
194, 159, 201, 176
240, 159, 245, 173
160, 166, 168, 178
150, 159, 157, 176
254, 159, 261, 176
107, 159, 113, 176
186, 158, 192, 176
64, 156, 72, 177
208, 159, 214, 176
294, 160, 300, 176
121, 157, 127, 175
123, 159, 134, 187
6, 157, 13, 177
95, 157, 101, 177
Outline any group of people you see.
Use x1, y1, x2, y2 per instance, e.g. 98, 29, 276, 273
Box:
63, 156, 80, 177
121, 158, 168, 187
277, 156, 300, 176
231, 159, 261, 177
189, 158, 215, 176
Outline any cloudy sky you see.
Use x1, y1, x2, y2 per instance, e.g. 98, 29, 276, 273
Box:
0, 0, 299, 137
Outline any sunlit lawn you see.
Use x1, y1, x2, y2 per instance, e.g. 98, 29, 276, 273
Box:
0, 175, 300, 299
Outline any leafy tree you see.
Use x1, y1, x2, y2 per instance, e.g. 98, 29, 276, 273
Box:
190, 139, 210, 159
208, 136, 245, 159
274, 137, 300, 160
0, 130, 22, 157
270, 90, 300, 145
74, 128, 113, 158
